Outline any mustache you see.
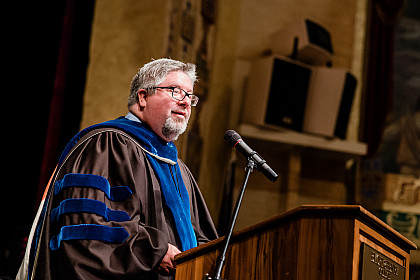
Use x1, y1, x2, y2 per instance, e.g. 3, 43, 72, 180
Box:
171, 108, 189, 117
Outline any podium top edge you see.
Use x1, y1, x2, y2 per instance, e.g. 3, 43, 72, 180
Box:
243, 205, 416, 249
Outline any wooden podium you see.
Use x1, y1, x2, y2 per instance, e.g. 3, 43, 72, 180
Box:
175, 205, 417, 280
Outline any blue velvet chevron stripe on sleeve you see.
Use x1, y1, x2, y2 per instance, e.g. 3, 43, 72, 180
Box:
49, 224, 129, 251
50, 198, 131, 223
54, 173, 132, 201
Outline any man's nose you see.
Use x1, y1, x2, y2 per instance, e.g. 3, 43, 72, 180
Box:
178, 96, 192, 106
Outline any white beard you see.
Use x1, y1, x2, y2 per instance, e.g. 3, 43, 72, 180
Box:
162, 115, 189, 141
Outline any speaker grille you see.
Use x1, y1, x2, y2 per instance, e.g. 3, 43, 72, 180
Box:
265, 58, 312, 131
305, 19, 333, 54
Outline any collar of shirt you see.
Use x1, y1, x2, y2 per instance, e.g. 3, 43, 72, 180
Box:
125, 112, 141, 123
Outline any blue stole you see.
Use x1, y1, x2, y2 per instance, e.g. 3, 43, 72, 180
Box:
59, 117, 197, 251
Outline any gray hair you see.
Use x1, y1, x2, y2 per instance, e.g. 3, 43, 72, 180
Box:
128, 58, 197, 108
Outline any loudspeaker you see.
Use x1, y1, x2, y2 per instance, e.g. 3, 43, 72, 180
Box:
242, 55, 312, 131
270, 18, 333, 66
303, 68, 357, 139
242, 55, 357, 139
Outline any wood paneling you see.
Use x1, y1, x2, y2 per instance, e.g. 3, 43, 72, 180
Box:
175, 205, 416, 280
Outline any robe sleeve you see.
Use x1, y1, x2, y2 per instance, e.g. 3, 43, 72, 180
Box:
46, 130, 172, 280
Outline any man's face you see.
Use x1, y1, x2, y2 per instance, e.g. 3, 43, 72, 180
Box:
140, 71, 193, 141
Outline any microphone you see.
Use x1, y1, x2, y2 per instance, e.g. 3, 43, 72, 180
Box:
224, 130, 278, 182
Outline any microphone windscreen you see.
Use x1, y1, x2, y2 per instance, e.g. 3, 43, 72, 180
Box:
224, 130, 241, 147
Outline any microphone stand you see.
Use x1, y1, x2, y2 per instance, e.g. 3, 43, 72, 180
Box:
204, 157, 256, 280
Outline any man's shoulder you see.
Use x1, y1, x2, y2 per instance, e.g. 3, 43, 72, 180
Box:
60, 126, 147, 164
80, 125, 140, 140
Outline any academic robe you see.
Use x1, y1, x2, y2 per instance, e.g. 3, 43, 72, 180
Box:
18, 118, 218, 280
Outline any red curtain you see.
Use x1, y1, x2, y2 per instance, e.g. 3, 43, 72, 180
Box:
362, 0, 405, 157
35, 0, 95, 209
35, 1, 76, 207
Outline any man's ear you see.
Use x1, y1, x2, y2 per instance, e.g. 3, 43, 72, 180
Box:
138, 89, 147, 108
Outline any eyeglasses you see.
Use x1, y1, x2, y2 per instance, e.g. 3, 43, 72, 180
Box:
149, 86, 199, 107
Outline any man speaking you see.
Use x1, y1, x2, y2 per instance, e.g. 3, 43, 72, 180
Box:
17, 58, 218, 280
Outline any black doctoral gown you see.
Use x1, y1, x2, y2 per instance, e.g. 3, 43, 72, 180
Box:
25, 124, 218, 280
